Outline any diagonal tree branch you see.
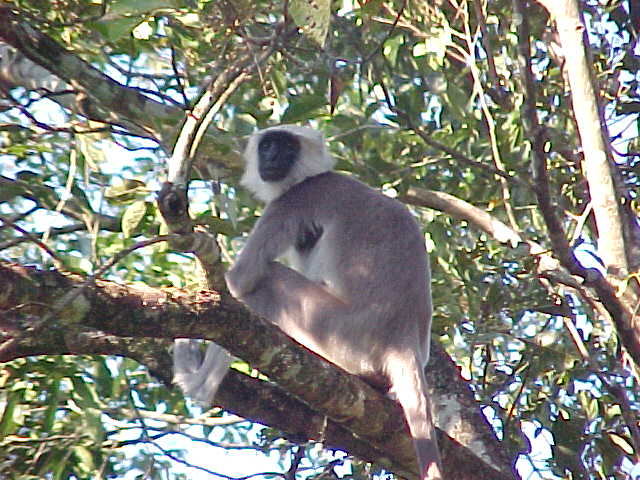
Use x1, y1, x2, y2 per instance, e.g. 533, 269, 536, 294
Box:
0, 7, 179, 142
517, 0, 640, 370
401, 187, 522, 247
533, 0, 630, 278
0, 324, 408, 475
402, 184, 640, 370
0, 263, 417, 474
0, 261, 513, 480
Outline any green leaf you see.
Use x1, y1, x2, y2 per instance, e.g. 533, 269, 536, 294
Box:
359, 0, 384, 14
194, 215, 237, 236
76, 133, 107, 170
413, 42, 429, 58
608, 432, 634, 455
93, 16, 143, 42
121, 200, 149, 237
413, 23, 451, 67
289, 0, 331, 47
93, 358, 114, 398
0, 390, 21, 437
109, 0, 177, 15
73, 446, 95, 473
281, 95, 327, 123
383, 35, 404, 67
105, 179, 149, 204
70, 376, 100, 409
577, 390, 599, 421
84, 407, 106, 443
43, 378, 61, 432
0, 180, 27, 202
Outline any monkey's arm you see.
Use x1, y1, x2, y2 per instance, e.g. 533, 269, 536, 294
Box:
225, 204, 301, 297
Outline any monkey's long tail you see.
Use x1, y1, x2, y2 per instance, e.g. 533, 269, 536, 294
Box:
387, 355, 443, 480
173, 339, 232, 404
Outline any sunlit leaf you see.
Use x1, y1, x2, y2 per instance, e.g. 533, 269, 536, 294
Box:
289, 0, 331, 47
608, 432, 634, 455
109, 0, 177, 15
0, 391, 22, 437
105, 179, 149, 204
121, 200, 149, 237
93, 16, 143, 41
281, 95, 327, 123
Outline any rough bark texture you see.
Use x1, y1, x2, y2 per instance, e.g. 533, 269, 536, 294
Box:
0, 7, 178, 141
536, 0, 627, 276
0, 261, 514, 479
0, 9, 243, 168
533, 0, 640, 370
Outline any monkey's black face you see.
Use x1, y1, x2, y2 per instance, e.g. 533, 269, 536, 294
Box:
257, 130, 301, 182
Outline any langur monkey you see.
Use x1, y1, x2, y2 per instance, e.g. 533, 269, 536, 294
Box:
174, 125, 442, 479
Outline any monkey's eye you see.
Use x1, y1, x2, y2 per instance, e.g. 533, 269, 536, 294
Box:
258, 139, 274, 152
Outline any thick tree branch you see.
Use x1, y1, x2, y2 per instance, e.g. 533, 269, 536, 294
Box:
0, 261, 513, 480
0, 323, 409, 474
533, 0, 629, 277
517, 0, 640, 370
0, 8, 179, 142
0, 22, 242, 169
402, 185, 640, 370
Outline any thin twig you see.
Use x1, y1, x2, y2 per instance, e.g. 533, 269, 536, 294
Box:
462, 2, 520, 232
362, 0, 407, 64
94, 235, 177, 278
0, 216, 66, 267
170, 43, 190, 107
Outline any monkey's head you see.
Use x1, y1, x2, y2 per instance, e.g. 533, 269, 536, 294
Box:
241, 125, 336, 203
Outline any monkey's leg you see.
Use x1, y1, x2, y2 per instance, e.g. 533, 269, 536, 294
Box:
173, 261, 332, 405
242, 263, 442, 478
237, 261, 350, 361
386, 355, 443, 480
